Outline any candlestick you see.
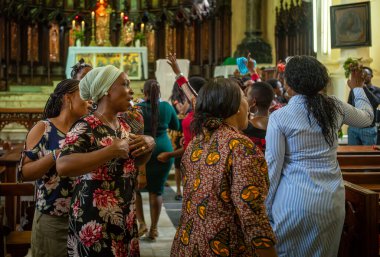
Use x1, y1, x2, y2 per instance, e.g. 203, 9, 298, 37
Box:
119, 12, 125, 47
90, 12, 96, 46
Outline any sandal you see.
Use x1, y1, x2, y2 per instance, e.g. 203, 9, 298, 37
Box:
148, 227, 159, 240
138, 223, 148, 237
175, 195, 183, 201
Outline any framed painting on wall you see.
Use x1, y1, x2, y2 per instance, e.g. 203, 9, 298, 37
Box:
330, 2, 371, 48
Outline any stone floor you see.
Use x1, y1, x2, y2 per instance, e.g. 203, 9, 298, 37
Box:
139, 185, 181, 257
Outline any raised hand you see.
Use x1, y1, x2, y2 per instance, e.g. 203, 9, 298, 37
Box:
246, 52, 256, 73
348, 65, 364, 89
167, 52, 182, 76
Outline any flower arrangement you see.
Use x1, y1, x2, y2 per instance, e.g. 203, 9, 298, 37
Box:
343, 57, 363, 78
134, 32, 145, 44
73, 29, 85, 42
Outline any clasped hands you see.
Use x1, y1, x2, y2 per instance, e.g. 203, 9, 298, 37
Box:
110, 134, 155, 159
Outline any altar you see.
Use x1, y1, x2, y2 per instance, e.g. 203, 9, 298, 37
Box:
66, 47, 148, 80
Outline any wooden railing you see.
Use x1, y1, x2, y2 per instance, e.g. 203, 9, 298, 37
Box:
0, 108, 43, 131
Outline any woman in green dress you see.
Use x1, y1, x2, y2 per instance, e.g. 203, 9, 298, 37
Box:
136, 79, 180, 240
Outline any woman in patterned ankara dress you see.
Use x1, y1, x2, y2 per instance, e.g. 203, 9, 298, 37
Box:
18, 79, 90, 257
265, 56, 373, 257
171, 78, 277, 257
57, 66, 153, 257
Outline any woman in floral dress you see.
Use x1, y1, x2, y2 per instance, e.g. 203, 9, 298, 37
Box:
170, 78, 277, 257
18, 79, 90, 257
57, 65, 153, 257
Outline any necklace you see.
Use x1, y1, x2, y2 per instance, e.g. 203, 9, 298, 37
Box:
96, 111, 119, 138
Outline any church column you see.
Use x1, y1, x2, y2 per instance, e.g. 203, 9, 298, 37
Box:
245, 0, 262, 38
234, 0, 272, 64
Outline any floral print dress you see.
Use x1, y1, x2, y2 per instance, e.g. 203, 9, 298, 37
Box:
60, 114, 139, 257
171, 124, 276, 257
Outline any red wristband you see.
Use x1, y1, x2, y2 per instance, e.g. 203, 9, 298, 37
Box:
176, 76, 188, 88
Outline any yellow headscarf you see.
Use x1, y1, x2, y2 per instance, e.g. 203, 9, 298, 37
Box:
79, 65, 123, 103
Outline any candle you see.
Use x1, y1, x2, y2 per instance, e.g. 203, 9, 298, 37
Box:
81, 21, 85, 31
91, 11, 95, 20
131, 22, 134, 29
141, 23, 144, 33
72, 20, 75, 29
120, 12, 124, 27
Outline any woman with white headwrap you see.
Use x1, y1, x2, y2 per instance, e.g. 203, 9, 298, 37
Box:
57, 65, 154, 257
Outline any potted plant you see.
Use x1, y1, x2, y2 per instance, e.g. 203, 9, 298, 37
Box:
134, 32, 145, 47
73, 29, 85, 47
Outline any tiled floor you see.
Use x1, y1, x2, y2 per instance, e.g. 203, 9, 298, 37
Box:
139, 186, 180, 257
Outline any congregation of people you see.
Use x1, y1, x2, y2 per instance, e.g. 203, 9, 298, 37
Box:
16, 52, 376, 257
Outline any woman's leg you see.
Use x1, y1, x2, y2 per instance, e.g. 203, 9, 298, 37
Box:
135, 191, 147, 236
148, 192, 163, 239
175, 167, 182, 200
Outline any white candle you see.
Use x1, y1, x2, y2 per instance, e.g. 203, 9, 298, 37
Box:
120, 12, 124, 20
81, 21, 85, 31
72, 20, 75, 29
91, 11, 95, 20
141, 23, 144, 33
131, 22, 134, 29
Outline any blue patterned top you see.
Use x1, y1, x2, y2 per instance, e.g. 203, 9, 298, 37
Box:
18, 120, 75, 217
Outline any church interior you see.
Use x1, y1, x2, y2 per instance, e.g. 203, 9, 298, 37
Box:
0, 0, 379, 257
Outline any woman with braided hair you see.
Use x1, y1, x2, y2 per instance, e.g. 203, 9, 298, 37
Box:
265, 56, 373, 257
171, 78, 277, 257
17, 79, 90, 257
136, 79, 180, 240
70, 58, 93, 80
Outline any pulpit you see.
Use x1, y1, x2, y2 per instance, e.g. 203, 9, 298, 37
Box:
66, 47, 148, 80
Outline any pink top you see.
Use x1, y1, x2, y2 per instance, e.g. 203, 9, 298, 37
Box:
182, 111, 194, 149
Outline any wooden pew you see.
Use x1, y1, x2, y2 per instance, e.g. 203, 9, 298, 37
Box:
338, 181, 379, 257
337, 145, 380, 155
338, 155, 380, 172
342, 172, 380, 192
0, 183, 35, 257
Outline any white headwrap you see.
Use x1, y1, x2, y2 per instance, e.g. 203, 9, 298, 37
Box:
79, 65, 123, 103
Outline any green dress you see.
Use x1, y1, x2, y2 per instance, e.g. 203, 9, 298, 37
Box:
137, 101, 180, 194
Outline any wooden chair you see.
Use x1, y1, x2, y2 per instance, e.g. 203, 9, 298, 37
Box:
0, 183, 35, 257
338, 181, 379, 257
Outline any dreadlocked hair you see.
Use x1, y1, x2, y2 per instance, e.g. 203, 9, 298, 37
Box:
143, 79, 160, 138
70, 58, 92, 79
191, 78, 241, 138
44, 79, 80, 119
285, 55, 343, 146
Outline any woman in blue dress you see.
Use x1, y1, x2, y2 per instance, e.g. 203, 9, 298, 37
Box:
265, 56, 373, 257
136, 79, 179, 240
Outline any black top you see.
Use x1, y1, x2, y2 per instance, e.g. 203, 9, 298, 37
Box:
348, 85, 380, 127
